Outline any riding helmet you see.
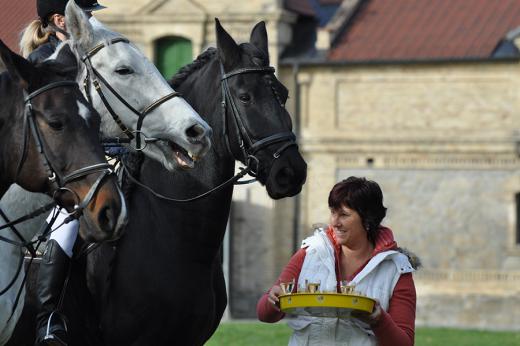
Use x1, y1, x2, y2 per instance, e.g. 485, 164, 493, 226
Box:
37, 0, 107, 25
74, 0, 106, 12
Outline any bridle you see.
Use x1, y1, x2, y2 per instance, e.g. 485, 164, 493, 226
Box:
219, 62, 297, 176
81, 38, 182, 150
17, 80, 115, 218
118, 61, 299, 203
0, 80, 116, 298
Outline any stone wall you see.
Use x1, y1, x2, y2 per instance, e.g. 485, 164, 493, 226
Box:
415, 269, 520, 330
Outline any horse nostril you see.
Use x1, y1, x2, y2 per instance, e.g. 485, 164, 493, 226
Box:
276, 167, 295, 187
98, 205, 116, 234
186, 124, 210, 141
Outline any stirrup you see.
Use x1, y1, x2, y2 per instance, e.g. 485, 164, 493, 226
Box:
41, 311, 68, 346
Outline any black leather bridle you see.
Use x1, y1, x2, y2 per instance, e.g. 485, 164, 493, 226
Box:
18, 81, 115, 218
0, 80, 117, 298
16, 80, 115, 218
81, 38, 182, 150
219, 62, 297, 176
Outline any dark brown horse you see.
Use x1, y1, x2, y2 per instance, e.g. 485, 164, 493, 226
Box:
0, 39, 127, 242
0, 39, 127, 344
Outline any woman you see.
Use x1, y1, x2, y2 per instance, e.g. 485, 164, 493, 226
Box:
19, 2, 106, 345
20, 0, 105, 61
257, 177, 419, 346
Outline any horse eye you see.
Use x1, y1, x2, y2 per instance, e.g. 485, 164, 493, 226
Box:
48, 120, 64, 130
239, 94, 251, 103
115, 67, 134, 75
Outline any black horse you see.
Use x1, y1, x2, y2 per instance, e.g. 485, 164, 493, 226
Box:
85, 19, 307, 345
0, 40, 126, 241
8, 19, 307, 345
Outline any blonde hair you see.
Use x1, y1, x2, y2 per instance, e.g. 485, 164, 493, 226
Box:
19, 19, 54, 58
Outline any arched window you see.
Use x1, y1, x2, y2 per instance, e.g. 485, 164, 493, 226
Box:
154, 36, 193, 79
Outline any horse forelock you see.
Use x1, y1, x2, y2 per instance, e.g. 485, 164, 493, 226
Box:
38, 54, 78, 82
239, 42, 268, 66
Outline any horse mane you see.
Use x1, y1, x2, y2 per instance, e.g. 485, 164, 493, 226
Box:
170, 47, 217, 89
169, 42, 285, 106
170, 42, 269, 89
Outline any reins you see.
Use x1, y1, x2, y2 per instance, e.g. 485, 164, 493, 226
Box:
1, 208, 63, 323
119, 158, 255, 203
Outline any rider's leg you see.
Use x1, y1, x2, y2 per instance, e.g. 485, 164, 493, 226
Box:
35, 208, 79, 346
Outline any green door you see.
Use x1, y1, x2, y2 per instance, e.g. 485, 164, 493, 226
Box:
155, 37, 193, 79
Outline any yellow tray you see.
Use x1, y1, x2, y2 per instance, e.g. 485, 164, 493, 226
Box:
279, 293, 375, 318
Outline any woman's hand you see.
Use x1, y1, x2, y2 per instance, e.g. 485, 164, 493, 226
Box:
351, 300, 382, 326
267, 285, 283, 311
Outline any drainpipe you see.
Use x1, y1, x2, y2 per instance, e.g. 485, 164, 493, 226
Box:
292, 62, 301, 254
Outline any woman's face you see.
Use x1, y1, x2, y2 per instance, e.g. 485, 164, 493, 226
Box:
51, 14, 66, 30
329, 204, 366, 246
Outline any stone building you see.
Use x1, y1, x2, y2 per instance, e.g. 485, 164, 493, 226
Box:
94, 0, 520, 329
2, 0, 520, 330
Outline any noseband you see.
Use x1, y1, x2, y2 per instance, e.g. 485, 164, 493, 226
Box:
81, 38, 181, 150
219, 63, 297, 175
18, 80, 115, 219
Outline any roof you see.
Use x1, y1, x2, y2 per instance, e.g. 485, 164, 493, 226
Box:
319, 0, 343, 4
0, 0, 35, 52
328, 0, 520, 62
310, 0, 343, 27
285, 0, 316, 17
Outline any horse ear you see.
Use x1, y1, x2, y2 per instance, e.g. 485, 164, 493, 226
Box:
0, 40, 33, 89
250, 21, 269, 60
53, 44, 79, 79
65, 0, 95, 52
215, 18, 240, 69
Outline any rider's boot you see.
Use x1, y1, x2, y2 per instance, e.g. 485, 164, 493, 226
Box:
35, 239, 70, 346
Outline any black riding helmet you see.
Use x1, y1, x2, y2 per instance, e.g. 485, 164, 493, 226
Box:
37, 0, 106, 26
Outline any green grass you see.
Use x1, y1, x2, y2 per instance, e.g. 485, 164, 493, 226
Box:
205, 322, 520, 346
415, 327, 520, 346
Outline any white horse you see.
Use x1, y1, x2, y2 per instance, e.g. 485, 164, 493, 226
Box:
0, 1, 212, 344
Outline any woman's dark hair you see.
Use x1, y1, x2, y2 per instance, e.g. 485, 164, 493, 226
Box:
328, 176, 387, 243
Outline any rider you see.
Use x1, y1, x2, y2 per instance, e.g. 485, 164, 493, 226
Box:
21, 0, 105, 62
20, 2, 106, 345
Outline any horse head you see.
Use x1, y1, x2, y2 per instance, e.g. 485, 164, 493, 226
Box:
0, 40, 127, 242
62, 0, 212, 172
216, 19, 307, 198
